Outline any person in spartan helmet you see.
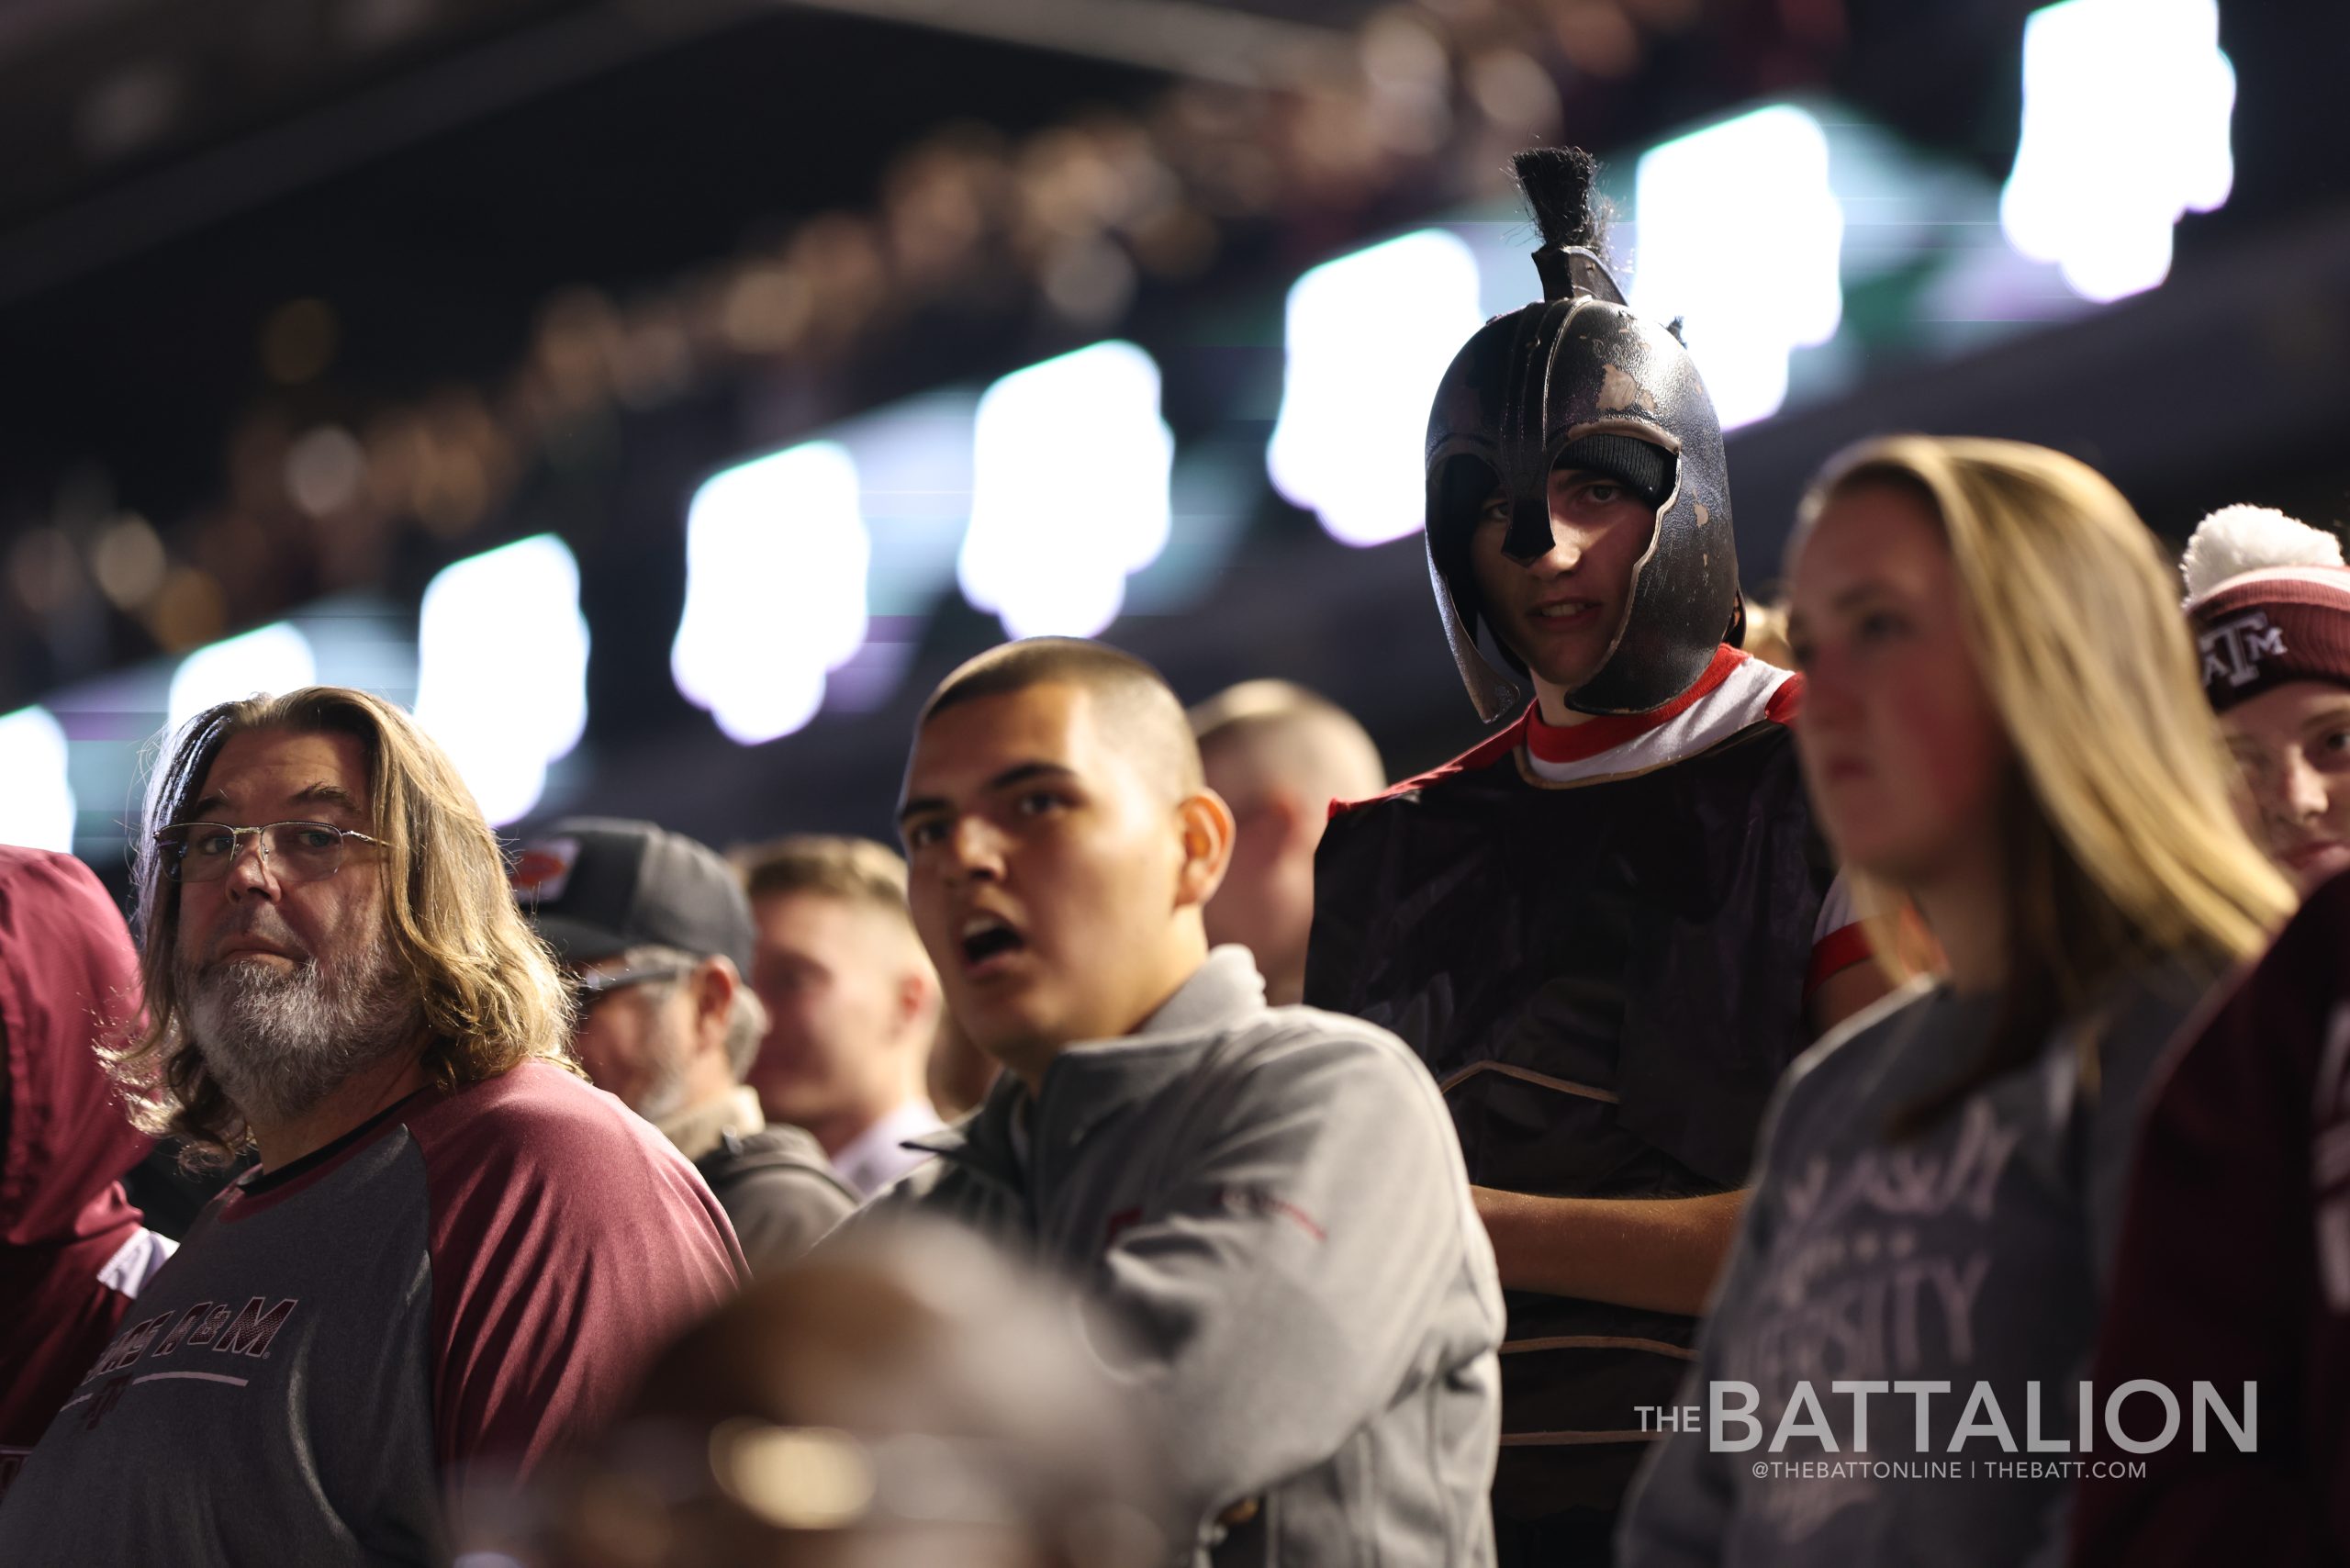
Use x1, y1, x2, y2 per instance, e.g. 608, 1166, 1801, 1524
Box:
1304, 146, 1886, 1566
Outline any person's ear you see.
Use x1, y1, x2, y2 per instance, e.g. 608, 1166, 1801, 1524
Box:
1174, 788, 1237, 911
691, 956, 738, 1039
893, 963, 941, 1038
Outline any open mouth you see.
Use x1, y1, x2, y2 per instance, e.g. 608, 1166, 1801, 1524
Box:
1529, 599, 1600, 626
958, 913, 1027, 970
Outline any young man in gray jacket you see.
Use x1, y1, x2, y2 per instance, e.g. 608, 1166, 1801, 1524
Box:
873, 636, 1504, 1568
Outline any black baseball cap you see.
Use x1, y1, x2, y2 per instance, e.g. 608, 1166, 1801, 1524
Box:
510, 817, 755, 974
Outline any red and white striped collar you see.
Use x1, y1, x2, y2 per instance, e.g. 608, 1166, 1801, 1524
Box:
1326, 646, 1807, 819
1521, 645, 1802, 784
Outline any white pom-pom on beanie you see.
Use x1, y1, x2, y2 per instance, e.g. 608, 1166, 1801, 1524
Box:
2180, 504, 2344, 601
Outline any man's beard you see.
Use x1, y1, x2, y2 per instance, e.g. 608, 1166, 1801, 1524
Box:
180, 928, 424, 1129
631, 1043, 691, 1126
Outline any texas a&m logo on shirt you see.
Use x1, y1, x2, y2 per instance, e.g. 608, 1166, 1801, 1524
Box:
2199, 610, 2288, 689
84, 1296, 298, 1377
62, 1297, 300, 1428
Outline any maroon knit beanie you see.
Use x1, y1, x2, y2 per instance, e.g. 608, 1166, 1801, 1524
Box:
2186, 568, 2350, 712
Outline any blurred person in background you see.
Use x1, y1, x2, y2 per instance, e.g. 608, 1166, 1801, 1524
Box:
1620, 437, 2294, 1566
2177, 504, 2350, 898
0, 689, 742, 1566
880, 636, 1505, 1568
1186, 679, 1384, 1007
517, 819, 855, 1270
1738, 597, 1796, 670
733, 834, 947, 1198
2072, 848, 2350, 1565
461, 1218, 1170, 1568
1306, 146, 1878, 1563
0, 847, 173, 1494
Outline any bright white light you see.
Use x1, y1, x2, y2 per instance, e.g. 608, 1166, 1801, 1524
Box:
167, 622, 319, 734
959, 342, 1173, 639
1267, 230, 1484, 548
414, 535, 588, 825
1633, 105, 1843, 430
674, 441, 870, 745
2001, 0, 2233, 303
0, 707, 75, 852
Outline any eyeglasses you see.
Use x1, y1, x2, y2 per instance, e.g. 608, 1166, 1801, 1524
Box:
571, 961, 699, 1010
154, 821, 386, 885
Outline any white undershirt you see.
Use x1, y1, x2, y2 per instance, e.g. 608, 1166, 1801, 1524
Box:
831, 1097, 947, 1198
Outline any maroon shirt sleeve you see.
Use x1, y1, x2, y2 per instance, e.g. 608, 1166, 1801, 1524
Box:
2073, 874, 2350, 1566
0, 846, 153, 1454
405, 1060, 744, 1488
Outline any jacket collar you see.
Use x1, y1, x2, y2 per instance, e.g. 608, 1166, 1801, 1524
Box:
908, 946, 1268, 1184
656, 1085, 766, 1163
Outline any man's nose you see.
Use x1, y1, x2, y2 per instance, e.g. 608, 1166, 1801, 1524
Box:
1499, 491, 1586, 571
944, 817, 1008, 883
1507, 519, 1586, 575
221, 832, 282, 901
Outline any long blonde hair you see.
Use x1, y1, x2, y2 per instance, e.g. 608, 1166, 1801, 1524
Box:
110, 686, 578, 1157
1795, 437, 2292, 1120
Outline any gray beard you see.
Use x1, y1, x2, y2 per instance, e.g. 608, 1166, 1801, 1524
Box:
181, 936, 423, 1129
631, 1047, 691, 1126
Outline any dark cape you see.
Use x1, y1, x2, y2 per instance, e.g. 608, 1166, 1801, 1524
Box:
1307, 699, 1833, 1532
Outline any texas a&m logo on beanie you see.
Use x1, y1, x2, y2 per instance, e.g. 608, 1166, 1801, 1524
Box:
2199, 611, 2287, 690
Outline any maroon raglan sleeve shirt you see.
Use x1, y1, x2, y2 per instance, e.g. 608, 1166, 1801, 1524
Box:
0, 1058, 744, 1567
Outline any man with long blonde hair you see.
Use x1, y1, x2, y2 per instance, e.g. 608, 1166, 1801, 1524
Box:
0, 686, 744, 1566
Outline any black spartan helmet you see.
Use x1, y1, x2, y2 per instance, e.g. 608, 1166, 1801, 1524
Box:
1423, 147, 1741, 722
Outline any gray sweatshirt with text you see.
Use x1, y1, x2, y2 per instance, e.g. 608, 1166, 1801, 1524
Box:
1619, 958, 2218, 1568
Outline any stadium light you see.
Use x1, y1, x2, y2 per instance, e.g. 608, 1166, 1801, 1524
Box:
415, 535, 588, 825
167, 622, 319, 735
2001, 0, 2234, 303
1632, 104, 1844, 430
674, 441, 871, 745
1267, 230, 1484, 547
0, 707, 75, 852
959, 342, 1172, 639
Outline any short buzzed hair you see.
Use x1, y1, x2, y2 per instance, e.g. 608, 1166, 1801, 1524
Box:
1189, 679, 1385, 810
733, 834, 919, 940
920, 638, 1204, 799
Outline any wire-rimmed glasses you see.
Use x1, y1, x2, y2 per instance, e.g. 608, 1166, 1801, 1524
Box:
153, 821, 386, 884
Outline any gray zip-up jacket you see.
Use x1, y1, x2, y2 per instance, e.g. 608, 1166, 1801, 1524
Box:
867, 946, 1504, 1568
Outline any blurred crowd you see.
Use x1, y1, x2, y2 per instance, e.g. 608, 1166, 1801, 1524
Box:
4, 142, 2350, 1568
2, 0, 1828, 691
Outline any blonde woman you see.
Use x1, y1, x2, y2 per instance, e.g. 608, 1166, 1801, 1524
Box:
0, 688, 744, 1567
1619, 438, 2292, 1567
